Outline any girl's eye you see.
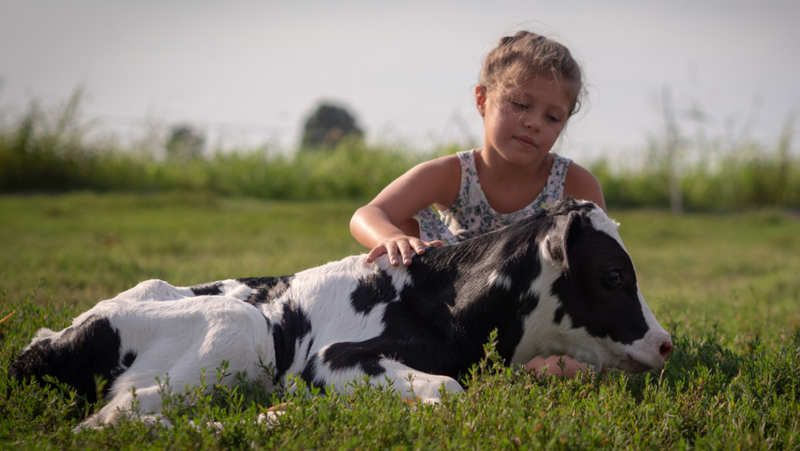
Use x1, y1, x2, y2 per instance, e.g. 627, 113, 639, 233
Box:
511, 102, 528, 111
547, 115, 561, 123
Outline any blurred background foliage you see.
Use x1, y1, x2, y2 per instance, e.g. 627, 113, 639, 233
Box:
0, 90, 797, 210
300, 102, 364, 151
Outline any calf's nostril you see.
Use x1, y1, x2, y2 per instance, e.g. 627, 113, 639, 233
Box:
659, 341, 673, 360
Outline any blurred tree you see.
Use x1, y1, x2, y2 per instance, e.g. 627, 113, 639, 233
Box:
166, 125, 205, 161
301, 103, 363, 150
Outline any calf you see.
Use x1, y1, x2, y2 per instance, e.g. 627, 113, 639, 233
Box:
10, 198, 672, 429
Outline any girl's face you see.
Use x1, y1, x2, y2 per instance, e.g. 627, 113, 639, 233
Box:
476, 76, 572, 167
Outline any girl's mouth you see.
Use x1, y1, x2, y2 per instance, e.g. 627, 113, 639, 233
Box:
514, 136, 536, 148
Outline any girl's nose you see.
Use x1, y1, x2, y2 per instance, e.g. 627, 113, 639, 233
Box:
523, 112, 541, 131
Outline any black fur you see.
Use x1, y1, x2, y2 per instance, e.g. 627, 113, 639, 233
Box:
350, 270, 397, 314
239, 276, 294, 305
190, 282, 223, 296
9, 316, 133, 403
322, 342, 386, 376
300, 354, 325, 389
272, 299, 312, 379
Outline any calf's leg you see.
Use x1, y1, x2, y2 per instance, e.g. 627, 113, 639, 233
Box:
303, 350, 463, 404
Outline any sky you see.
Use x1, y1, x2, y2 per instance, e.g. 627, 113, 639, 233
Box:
1, 0, 798, 161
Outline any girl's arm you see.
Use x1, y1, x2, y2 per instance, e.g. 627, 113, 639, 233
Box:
350, 155, 461, 266
563, 162, 606, 211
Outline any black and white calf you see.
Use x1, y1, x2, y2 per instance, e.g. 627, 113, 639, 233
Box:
11, 198, 672, 429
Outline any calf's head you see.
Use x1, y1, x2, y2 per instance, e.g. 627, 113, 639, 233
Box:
517, 200, 672, 372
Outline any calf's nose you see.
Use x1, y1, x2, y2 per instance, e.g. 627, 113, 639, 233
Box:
659, 341, 673, 361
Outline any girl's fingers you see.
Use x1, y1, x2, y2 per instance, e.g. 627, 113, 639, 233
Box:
397, 241, 415, 265
411, 239, 445, 254
367, 237, 442, 266
365, 247, 386, 263
385, 241, 400, 266
411, 239, 428, 254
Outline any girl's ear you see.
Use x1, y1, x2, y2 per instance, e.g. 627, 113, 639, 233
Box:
475, 85, 488, 117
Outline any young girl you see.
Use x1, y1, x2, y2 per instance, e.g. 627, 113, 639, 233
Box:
350, 31, 605, 379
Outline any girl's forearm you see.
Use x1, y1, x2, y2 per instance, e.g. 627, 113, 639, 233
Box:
350, 205, 408, 249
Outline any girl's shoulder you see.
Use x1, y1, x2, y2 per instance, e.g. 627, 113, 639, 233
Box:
403, 153, 463, 210
563, 161, 606, 210
412, 153, 462, 181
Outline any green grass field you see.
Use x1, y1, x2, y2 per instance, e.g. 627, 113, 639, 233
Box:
1, 193, 799, 449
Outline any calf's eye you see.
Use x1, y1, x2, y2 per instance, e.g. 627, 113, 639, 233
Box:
604, 270, 622, 287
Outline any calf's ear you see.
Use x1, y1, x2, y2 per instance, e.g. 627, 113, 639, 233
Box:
546, 211, 584, 273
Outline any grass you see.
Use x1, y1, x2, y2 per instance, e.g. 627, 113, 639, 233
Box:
0, 192, 363, 308
1, 193, 799, 449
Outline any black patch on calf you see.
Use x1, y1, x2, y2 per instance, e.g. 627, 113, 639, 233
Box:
304, 338, 315, 363
121, 350, 137, 368
272, 299, 312, 379
545, 203, 596, 272
322, 341, 386, 376
553, 306, 565, 324
550, 225, 649, 345
190, 282, 223, 296
238, 276, 294, 305
300, 355, 325, 390
111, 350, 138, 378
351, 269, 397, 314
9, 316, 128, 403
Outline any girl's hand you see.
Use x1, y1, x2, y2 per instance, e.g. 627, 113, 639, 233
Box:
365, 235, 443, 266
525, 355, 593, 379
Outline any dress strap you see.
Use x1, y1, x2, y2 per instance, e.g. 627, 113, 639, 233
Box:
542, 155, 571, 206
412, 150, 474, 246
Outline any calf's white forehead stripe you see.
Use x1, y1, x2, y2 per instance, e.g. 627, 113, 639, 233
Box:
587, 207, 626, 249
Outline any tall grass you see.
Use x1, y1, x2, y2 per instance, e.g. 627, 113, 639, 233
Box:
0, 91, 436, 200
1, 93, 797, 209
593, 136, 800, 211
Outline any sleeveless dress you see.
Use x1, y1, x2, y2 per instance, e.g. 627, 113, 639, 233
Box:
414, 149, 571, 245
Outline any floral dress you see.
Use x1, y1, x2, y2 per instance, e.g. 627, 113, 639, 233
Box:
414, 149, 571, 245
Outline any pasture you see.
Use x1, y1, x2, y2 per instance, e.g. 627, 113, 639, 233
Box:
1, 193, 799, 449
